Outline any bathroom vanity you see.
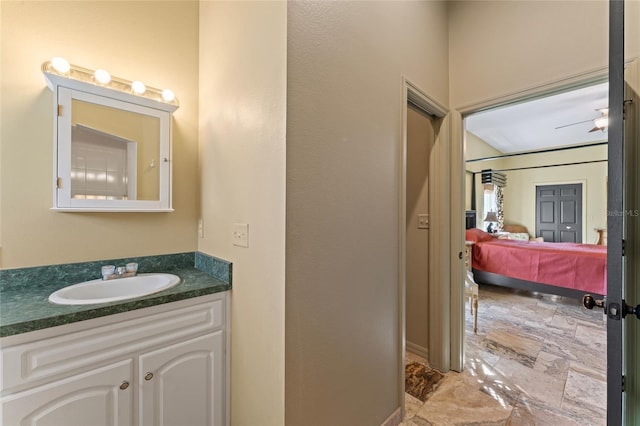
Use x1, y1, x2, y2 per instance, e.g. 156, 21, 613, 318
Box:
0, 61, 231, 424
0, 252, 231, 426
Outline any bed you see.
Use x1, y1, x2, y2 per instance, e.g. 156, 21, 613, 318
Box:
466, 228, 607, 299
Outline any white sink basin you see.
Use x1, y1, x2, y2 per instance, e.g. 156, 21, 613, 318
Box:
49, 273, 182, 305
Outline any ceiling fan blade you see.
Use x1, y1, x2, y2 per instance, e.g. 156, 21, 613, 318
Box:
554, 119, 594, 130
589, 126, 602, 133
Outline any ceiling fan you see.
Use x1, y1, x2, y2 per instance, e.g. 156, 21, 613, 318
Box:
555, 108, 609, 133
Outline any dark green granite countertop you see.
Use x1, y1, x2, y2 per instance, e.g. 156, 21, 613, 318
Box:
0, 252, 232, 338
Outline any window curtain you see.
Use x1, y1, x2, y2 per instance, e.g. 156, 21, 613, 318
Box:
496, 186, 504, 231
481, 170, 507, 232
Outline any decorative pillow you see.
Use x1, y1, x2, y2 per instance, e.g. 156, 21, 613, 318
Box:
465, 228, 493, 242
506, 232, 530, 241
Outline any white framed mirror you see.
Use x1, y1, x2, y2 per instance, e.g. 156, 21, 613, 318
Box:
43, 60, 178, 212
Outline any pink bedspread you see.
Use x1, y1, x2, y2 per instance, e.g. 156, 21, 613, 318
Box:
472, 239, 607, 294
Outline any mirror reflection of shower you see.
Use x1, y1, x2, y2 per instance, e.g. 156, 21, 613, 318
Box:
69, 97, 161, 202
71, 124, 137, 200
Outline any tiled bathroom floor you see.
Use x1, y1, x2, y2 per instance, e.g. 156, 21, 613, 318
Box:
402, 284, 607, 425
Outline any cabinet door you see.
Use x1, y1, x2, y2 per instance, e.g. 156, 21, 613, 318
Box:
1, 359, 133, 426
139, 331, 224, 426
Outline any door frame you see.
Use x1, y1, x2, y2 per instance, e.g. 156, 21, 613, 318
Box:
452, 67, 609, 372
399, 76, 448, 418
622, 57, 640, 426
450, 3, 638, 423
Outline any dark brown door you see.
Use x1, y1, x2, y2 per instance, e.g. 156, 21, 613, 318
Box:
535, 183, 583, 242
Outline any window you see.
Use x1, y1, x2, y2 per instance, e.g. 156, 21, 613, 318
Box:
483, 184, 497, 215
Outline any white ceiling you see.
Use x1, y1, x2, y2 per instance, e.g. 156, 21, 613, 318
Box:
465, 82, 609, 154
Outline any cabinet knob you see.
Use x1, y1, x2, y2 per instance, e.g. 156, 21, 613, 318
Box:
144, 372, 154, 381
120, 381, 130, 390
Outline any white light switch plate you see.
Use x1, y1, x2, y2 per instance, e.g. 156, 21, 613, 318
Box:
233, 223, 249, 247
418, 214, 429, 229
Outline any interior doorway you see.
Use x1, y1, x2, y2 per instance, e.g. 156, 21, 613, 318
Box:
398, 77, 449, 421
458, 79, 608, 423
404, 104, 436, 360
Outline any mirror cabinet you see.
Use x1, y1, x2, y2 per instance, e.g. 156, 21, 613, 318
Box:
43, 62, 178, 212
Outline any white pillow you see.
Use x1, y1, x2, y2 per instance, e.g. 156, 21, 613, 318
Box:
507, 232, 530, 241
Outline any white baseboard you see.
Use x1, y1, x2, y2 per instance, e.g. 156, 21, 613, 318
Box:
406, 341, 429, 360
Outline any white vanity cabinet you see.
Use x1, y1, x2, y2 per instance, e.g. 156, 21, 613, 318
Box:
139, 331, 224, 426
1, 359, 134, 426
0, 293, 229, 426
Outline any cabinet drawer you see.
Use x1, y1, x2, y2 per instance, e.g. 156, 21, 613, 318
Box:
1, 298, 224, 393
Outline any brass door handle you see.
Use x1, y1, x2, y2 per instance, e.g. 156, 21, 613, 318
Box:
583, 294, 605, 310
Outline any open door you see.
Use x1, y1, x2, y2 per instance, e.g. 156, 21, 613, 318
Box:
610, 1, 640, 422
584, 2, 640, 424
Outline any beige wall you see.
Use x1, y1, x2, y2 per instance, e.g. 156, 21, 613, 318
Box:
286, 1, 449, 424
198, 2, 286, 425
465, 132, 503, 164
628, 2, 640, 62
451, 0, 636, 239
450, 1, 613, 108
405, 106, 435, 356
501, 145, 607, 243
466, 131, 607, 242
0, 1, 199, 268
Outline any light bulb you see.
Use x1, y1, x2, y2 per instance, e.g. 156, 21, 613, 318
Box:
51, 57, 70, 74
131, 81, 146, 94
94, 69, 111, 84
161, 89, 175, 102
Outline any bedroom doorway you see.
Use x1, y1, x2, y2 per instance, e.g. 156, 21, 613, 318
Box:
443, 4, 637, 425
535, 183, 583, 243
459, 78, 610, 423
456, 58, 640, 426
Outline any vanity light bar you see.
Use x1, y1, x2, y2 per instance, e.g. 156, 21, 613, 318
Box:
42, 57, 179, 107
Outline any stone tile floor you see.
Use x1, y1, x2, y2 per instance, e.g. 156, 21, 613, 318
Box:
402, 284, 607, 425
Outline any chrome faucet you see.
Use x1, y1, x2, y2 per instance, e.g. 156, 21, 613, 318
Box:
102, 263, 138, 280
